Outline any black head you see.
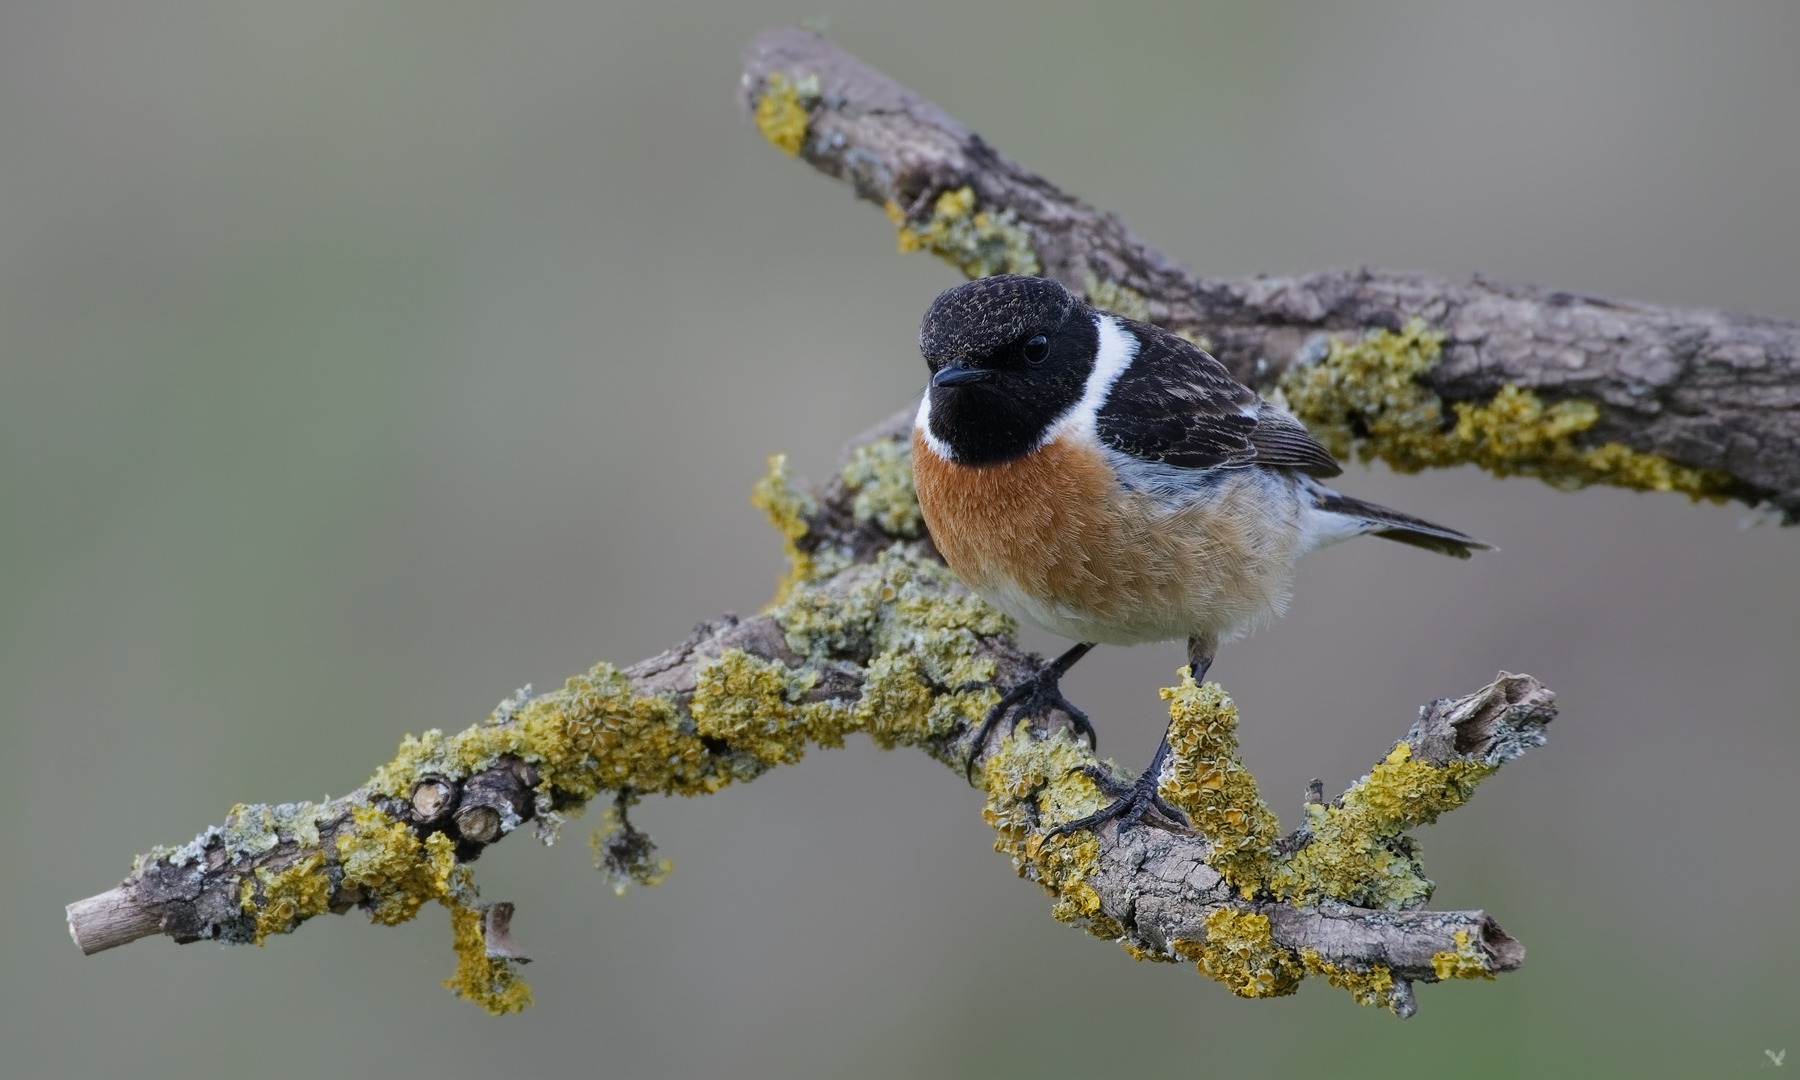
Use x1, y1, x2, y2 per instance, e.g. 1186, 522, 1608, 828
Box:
918, 275, 1099, 465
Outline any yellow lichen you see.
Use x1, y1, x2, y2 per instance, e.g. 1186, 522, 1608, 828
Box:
1177, 910, 1303, 999
753, 71, 816, 156
1279, 320, 1735, 499
337, 805, 460, 925
893, 186, 1040, 279
211, 443, 1522, 1016
1082, 273, 1151, 323
518, 663, 707, 799
1431, 929, 1496, 981
443, 897, 533, 1016
777, 547, 1006, 692
1157, 671, 1280, 895
241, 851, 332, 944
1270, 742, 1491, 910
852, 651, 939, 749
978, 729, 1118, 935
1302, 949, 1400, 1012
751, 453, 822, 604
690, 649, 839, 769
842, 438, 923, 537
365, 724, 524, 803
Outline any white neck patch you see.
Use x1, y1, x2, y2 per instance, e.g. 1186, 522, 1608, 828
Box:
913, 390, 955, 461
1041, 313, 1137, 449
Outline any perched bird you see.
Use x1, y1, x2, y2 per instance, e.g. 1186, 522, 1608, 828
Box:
912, 275, 1491, 835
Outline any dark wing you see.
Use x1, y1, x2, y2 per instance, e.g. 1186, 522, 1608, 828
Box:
1095, 321, 1342, 478
1247, 402, 1342, 478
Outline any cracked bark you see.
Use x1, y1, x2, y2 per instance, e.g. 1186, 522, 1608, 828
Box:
741, 27, 1800, 519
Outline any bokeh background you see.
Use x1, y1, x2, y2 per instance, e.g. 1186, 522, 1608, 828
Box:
3, 2, 1796, 1077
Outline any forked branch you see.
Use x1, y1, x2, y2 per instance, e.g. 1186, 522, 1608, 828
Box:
64, 28, 1602, 1019
69, 419, 1549, 1017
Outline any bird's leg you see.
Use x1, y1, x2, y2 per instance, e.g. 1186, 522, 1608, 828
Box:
1185, 633, 1216, 684
965, 641, 1095, 782
1040, 634, 1218, 839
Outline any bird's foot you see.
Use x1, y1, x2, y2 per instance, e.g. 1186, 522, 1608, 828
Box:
964, 649, 1095, 783
1040, 760, 1190, 842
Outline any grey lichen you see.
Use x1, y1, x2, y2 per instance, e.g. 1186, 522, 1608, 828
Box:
842, 438, 923, 537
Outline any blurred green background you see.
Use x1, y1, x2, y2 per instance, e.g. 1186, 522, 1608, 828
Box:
3, 2, 1796, 1077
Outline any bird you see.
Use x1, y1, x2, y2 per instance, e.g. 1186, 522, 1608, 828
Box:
910, 274, 1492, 836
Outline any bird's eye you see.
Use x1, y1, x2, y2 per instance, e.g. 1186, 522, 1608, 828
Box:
1023, 334, 1049, 364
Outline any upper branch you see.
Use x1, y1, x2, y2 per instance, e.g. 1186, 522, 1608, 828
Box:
742, 27, 1800, 519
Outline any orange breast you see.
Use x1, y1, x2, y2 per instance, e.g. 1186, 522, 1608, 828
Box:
913, 428, 1117, 607
910, 429, 1300, 645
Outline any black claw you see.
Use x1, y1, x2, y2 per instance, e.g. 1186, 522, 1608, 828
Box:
1042, 748, 1191, 841
1077, 763, 1132, 799
964, 643, 1096, 783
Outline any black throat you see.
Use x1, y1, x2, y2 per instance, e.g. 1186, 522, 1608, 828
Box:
925, 310, 1099, 466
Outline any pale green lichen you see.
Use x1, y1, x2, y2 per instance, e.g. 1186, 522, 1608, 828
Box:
1082, 272, 1151, 323
842, 438, 923, 537
1175, 910, 1303, 999
754, 71, 818, 156
225, 801, 328, 854
776, 546, 1006, 761
1279, 319, 1736, 499
889, 187, 1040, 279
1269, 741, 1490, 911
1156, 672, 1282, 896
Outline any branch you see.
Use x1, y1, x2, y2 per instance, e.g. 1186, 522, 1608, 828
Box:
68, 418, 1550, 1018
741, 28, 1800, 520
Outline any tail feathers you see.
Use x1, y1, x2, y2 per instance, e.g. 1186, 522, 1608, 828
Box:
1309, 491, 1495, 559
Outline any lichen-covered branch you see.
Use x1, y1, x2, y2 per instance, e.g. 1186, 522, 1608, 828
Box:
67, 418, 1549, 1019
741, 27, 1800, 520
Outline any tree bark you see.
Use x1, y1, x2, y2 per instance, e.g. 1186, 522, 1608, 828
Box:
742, 27, 1800, 520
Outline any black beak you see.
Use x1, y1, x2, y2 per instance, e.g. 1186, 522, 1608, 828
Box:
931, 364, 995, 387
